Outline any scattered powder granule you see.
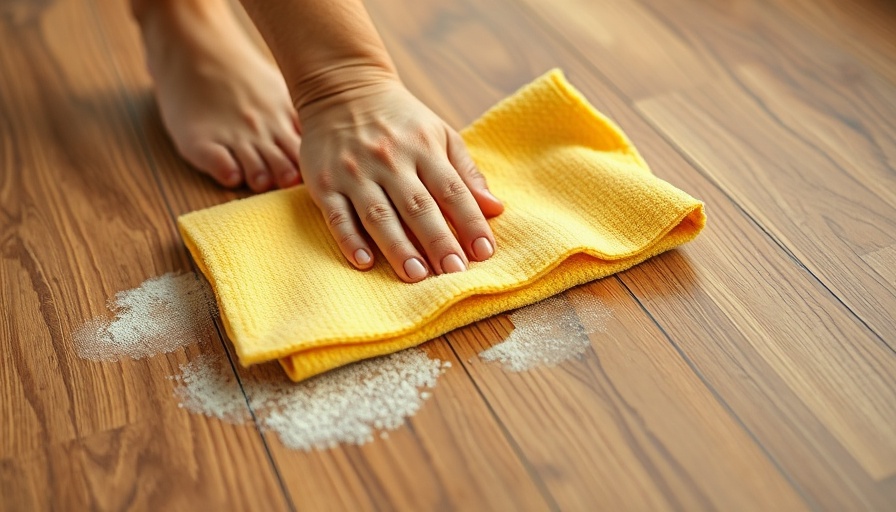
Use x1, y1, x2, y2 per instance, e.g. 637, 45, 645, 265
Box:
172, 348, 444, 452
480, 293, 612, 372
73, 272, 217, 361
171, 354, 250, 423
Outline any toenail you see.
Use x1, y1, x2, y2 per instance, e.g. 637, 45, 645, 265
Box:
403, 258, 427, 280
255, 173, 270, 188
441, 254, 465, 273
354, 248, 371, 266
472, 237, 494, 260
224, 171, 240, 185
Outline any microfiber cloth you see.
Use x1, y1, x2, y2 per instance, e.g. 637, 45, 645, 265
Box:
178, 69, 706, 382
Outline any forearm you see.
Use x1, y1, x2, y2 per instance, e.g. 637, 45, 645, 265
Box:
238, 0, 399, 110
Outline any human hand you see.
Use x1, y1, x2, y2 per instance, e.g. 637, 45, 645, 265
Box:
297, 78, 504, 282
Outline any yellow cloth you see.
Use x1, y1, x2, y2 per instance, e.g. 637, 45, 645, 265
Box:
178, 70, 706, 382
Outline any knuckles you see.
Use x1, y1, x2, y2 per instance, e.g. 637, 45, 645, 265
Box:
367, 137, 396, 167
364, 202, 394, 224
326, 208, 351, 228
385, 238, 412, 257
339, 156, 363, 180
425, 232, 454, 251
404, 192, 435, 218
313, 171, 336, 194
336, 231, 359, 246
440, 179, 470, 204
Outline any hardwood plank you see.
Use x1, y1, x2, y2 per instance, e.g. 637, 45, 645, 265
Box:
88, 0, 554, 509
517, 0, 896, 348
631, 0, 896, 342
1, 375, 284, 511
365, 0, 896, 507
770, 0, 896, 87
66, 0, 896, 508
368, 0, 821, 509
449, 281, 807, 511
242, 340, 553, 511
862, 245, 896, 290
636, 78, 896, 480
510, 0, 721, 98
0, 0, 289, 508
638, 77, 896, 478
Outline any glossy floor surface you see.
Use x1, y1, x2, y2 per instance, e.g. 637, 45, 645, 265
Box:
2, 0, 895, 509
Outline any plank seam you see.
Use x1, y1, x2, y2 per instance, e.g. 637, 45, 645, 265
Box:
443, 334, 562, 512
81, 1, 297, 508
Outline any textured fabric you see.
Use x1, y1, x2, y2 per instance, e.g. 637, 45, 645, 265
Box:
178, 70, 706, 382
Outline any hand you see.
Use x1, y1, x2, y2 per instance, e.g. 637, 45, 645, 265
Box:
297, 78, 504, 282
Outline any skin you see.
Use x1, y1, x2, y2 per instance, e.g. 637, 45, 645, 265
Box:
132, 0, 303, 191
132, 0, 504, 281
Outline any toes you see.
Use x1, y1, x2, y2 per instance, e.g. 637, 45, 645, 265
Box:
259, 142, 300, 188
233, 143, 273, 192
183, 142, 242, 188
274, 125, 302, 183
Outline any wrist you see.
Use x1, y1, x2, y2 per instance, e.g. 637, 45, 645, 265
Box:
293, 61, 402, 119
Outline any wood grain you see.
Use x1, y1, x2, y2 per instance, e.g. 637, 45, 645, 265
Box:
449, 281, 807, 511
0, 0, 288, 509
637, 78, 896, 479
510, 0, 721, 99
365, 0, 896, 507
516, 0, 896, 351
3, 0, 895, 509
633, 0, 896, 346
88, 0, 554, 510
770, 0, 896, 86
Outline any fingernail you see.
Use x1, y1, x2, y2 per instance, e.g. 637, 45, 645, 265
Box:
354, 248, 371, 266
483, 189, 501, 203
403, 258, 428, 280
441, 254, 466, 273
255, 173, 270, 188
472, 237, 494, 260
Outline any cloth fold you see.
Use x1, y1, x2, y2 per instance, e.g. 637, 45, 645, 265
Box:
178, 69, 706, 382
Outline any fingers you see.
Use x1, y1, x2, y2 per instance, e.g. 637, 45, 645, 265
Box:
419, 160, 496, 262
446, 129, 504, 218
316, 193, 374, 270
381, 178, 468, 275
349, 189, 431, 282
311, 131, 500, 278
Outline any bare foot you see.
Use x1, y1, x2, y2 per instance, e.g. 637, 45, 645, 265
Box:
133, 0, 301, 191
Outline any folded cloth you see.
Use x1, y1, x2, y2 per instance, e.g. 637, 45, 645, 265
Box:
178, 69, 706, 382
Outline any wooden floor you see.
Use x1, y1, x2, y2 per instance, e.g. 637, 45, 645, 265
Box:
2, 0, 895, 509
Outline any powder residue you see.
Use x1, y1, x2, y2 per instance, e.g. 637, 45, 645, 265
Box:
173, 348, 447, 451
480, 292, 611, 371
73, 272, 217, 361
172, 354, 249, 423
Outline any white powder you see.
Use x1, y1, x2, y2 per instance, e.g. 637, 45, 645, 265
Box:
173, 348, 446, 451
480, 292, 611, 371
172, 354, 250, 423
73, 272, 216, 360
